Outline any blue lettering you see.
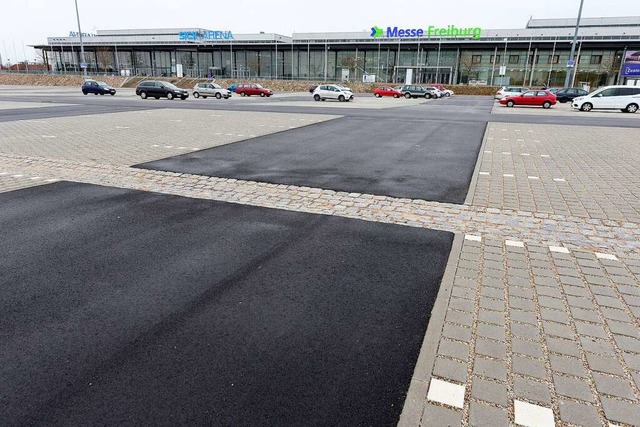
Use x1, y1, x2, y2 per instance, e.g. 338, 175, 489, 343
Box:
416, 29, 424, 37
398, 29, 405, 37
386, 27, 398, 37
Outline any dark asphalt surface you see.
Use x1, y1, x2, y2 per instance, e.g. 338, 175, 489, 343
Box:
138, 116, 486, 203
0, 182, 453, 426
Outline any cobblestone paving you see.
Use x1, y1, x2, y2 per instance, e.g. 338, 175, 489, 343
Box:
1, 103, 639, 426
470, 123, 640, 223
0, 109, 336, 164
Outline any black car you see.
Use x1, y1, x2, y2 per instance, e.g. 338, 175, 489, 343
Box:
82, 80, 116, 96
554, 87, 589, 103
399, 85, 434, 99
308, 85, 318, 93
135, 80, 189, 100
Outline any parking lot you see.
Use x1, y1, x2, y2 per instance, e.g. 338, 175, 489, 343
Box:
1, 84, 640, 426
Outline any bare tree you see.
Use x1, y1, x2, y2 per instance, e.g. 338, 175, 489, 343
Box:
340, 55, 364, 76
458, 54, 481, 83
96, 47, 113, 72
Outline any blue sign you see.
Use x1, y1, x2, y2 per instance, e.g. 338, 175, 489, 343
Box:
567, 59, 575, 67
69, 31, 96, 38
621, 64, 640, 77
179, 30, 234, 41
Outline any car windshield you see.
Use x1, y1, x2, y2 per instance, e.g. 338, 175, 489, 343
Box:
97, 81, 109, 87
212, 83, 222, 89
255, 84, 263, 88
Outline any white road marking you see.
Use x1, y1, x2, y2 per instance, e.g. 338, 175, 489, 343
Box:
553, 178, 566, 182
465, 234, 482, 242
426, 379, 465, 409
514, 400, 555, 427
528, 176, 540, 180
503, 174, 514, 177
479, 172, 490, 176
549, 246, 570, 253
506, 240, 525, 247
595, 253, 619, 261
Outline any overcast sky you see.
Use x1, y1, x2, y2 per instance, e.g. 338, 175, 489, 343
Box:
2, 0, 640, 62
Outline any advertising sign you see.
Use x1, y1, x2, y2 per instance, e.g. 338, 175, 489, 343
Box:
179, 30, 234, 41
621, 50, 640, 77
371, 25, 482, 40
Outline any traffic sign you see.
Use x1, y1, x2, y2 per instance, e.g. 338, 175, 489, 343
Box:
80, 62, 89, 69
566, 59, 575, 68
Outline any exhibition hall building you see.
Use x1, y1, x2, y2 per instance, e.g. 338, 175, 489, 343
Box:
34, 16, 640, 86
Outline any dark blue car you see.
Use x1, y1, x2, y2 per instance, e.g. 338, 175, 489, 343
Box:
227, 83, 238, 92
82, 80, 116, 96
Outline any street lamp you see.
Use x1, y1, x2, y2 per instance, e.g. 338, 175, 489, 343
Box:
564, 0, 585, 88
74, 0, 87, 77
501, 37, 508, 81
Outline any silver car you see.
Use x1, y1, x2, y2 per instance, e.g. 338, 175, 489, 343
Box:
193, 82, 232, 99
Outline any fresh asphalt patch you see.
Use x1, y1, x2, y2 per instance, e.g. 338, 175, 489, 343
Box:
138, 117, 486, 204
1, 182, 453, 426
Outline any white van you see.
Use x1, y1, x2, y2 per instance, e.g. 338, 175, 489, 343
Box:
571, 85, 640, 113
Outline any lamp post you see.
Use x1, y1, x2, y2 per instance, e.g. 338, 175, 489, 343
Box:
501, 37, 508, 76
564, 0, 585, 88
74, 0, 87, 77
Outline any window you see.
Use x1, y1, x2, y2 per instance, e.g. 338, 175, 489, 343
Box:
509, 55, 519, 64
598, 88, 616, 97
615, 87, 640, 96
523, 91, 535, 97
548, 55, 559, 64
490, 55, 500, 63
536, 91, 548, 96
528, 55, 539, 64
590, 55, 602, 64
472, 55, 482, 64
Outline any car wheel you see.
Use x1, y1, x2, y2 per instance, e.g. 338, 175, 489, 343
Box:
321, 98, 325, 101
559, 99, 567, 103
424, 93, 430, 99
181, 96, 187, 100
404, 93, 411, 99
82, 91, 87, 95
393, 94, 399, 98
93, 93, 98, 95
374, 93, 381, 98
338, 95, 345, 102
260, 92, 266, 97
154, 96, 159, 99
507, 100, 515, 107
625, 103, 639, 113
313, 94, 320, 101
240, 92, 246, 97
580, 102, 593, 112
140, 91, 147, 99
202, 96, 207, 99
110, 93, 115, 96
193, 92, 200, 98
445, 93, 451, 97
542, 101, 551, 109
99, 93, 104, 95
167, 92, 174, 100
215, 93, 222, 99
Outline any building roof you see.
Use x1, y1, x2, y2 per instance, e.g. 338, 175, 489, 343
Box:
527, 16, 640, 29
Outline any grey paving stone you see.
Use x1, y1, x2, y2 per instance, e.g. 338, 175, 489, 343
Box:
553, 374, 595, 401
480, 297, 505, 311
474, 356, 507, 381
585, 353, 625, 376
543, 321, 574, 340
566, 295, 596, 310
584, 275, 608, 286
558, 399, 602, 427
593, 294, 626, 310
601, 397, 640, 426
421, 402, 463, 427
538, 295, 566, 310
614, 335, 640, 353
448, 298, 476, 314
452, 286, 475, 300
547, 337, 581, 357
513, 376, 552, 405
540, 307, 570, 323
513, 355, 547, 380
592, 373, 636, 400
433, 357, 468, 384
580, 337, 617, 357
442, 323, 472, 343
469, 401, 509, 426
570, 306, 603, 323
471, 376, 509, 406
509, 297, 536, 311
512, 338, 544, 358
550, 355, 588, 378
510, 286, 534, 299
511, 322, 542, 341
623, 352, 640, 371
480, 286, 504, 299
608, 320, 640, 339
589, 284, 617, 297
437, 339, 470, 362
477, 322, 506, 342
446, 309, 474, 327
478, 310, 505, 327
575, 321, 609, 339
563, 284, 591, 298
475, 338, 507, 360
510, 309, 538, 324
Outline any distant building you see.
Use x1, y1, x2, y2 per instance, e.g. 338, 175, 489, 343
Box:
33, 16, 640, 86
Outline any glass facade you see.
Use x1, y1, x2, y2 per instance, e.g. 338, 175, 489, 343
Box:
42, 39, 631, 87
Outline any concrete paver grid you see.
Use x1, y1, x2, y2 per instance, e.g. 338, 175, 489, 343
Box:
470, 123, 640, 222
0, 109, 337, 165
411, 237, 640, 426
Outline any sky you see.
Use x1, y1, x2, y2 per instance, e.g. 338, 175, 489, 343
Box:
2, 0, 640, 63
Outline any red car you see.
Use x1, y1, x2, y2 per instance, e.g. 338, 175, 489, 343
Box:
235, 83, 273, 97
373, 86, 402, 98
499, 90, 557, 109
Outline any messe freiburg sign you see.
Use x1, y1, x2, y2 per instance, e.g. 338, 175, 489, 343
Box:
179, 30, 234, 40
371, 25, 482, 40
621, 50, 640, 77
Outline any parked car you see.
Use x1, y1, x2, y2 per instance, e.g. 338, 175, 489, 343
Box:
135, 81, 189, 100
82, 80, 116, 96
193, 82, 232, 99
495, 86, 529, 99
572, 85, 640, 113
335, 84, 352, 92
424, 86, 443, 98
499, 90, 556, 108
399, 85, 432, 99
427, 84, 454, 97
227, 84, 238, 92
373, 86, 402, 98
235, 84, 273, 97
312, 84, 354, 102
554, 87, 589, 103
308, 85, 318, 93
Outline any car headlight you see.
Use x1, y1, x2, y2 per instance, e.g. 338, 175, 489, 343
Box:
573, 97, 583, 102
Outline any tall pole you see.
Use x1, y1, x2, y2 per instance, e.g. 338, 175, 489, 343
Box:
564, 0, 585, 88
74, 0, 87, 76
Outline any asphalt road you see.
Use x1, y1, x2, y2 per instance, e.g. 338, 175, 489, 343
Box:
0, 182, 453, 426
138, 116, 486, 203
